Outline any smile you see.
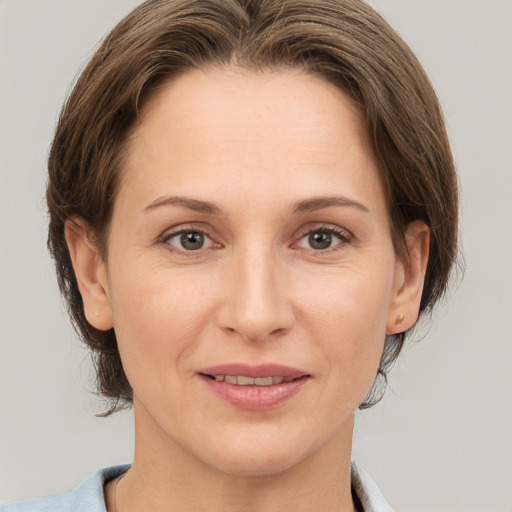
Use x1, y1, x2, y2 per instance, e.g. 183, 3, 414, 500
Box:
198, 364, 311, 410
204, 375, 298, 386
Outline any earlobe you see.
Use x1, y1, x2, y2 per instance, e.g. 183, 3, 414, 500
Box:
386, 220, 430, 335
64, 218, 113, 331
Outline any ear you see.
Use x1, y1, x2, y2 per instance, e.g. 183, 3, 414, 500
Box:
386, 220, 430, 335
64, 218, 113, 331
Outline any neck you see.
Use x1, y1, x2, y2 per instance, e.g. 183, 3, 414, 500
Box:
114, 401, 356, 512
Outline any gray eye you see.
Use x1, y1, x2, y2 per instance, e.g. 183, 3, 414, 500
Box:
166, 230, 212, 251
308, 231, 333, 250
180, 231, 205, 250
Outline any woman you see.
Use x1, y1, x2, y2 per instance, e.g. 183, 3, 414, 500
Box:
1, 0, 458, 510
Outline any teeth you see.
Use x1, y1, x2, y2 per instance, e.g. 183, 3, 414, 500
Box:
254, 377, 274, 386
211, 375, 297, 386
237, 376, 254, 386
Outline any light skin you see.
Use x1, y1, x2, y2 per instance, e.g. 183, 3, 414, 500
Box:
66, 67, 429, 512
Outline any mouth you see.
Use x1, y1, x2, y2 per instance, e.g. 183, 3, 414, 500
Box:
200, 374, 305, 386
198, 364, 311, 410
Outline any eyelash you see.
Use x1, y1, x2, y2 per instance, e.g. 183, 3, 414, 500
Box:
159, 225, 218, 256
159, 224, 352, 255
293, 224, 352, 254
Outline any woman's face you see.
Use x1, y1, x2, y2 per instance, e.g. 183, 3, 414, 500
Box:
92, 68, 411, 475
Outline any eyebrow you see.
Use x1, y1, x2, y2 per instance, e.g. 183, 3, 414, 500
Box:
292, 196, 369, 214
144, 195, 222, 215
144, 194, 369, 215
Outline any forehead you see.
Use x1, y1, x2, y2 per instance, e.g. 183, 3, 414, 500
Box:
134, 66, 370, 153
120, 67, 384, 214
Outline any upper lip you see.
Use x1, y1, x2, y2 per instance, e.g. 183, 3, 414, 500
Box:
198, 363, 309, 379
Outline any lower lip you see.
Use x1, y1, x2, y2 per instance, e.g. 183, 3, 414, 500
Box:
200, 375, 309, 410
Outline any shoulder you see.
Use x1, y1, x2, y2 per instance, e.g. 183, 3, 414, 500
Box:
351, 462, 395, 512
0, 465, 130, 512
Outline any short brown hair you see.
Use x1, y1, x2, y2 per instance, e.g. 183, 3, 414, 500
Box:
47, 0, 458, 413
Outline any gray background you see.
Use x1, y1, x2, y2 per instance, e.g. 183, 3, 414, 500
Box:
0, 1, 511, 510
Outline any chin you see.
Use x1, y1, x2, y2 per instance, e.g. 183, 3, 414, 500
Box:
208, 447, 306, 478
193, 424, 332, 479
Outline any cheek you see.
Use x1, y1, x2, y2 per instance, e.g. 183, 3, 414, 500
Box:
300, 260, 393, 330
107, 265, 216, 384
297, 263, 394, 382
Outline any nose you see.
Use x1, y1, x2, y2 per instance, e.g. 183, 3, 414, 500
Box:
217, 246, 295, 343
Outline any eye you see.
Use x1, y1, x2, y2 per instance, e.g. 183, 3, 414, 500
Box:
296, 227, 350, 251
164, 230, 213, 251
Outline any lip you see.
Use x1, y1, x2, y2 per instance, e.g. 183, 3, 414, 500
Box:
199, 363, 308, 379
198, 363, 311, 410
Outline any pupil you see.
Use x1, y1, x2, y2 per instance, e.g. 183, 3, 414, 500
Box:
181, 232, 204, 250
309, 231, 332, 250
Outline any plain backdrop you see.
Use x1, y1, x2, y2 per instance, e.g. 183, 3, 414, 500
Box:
0, 1, 511, 511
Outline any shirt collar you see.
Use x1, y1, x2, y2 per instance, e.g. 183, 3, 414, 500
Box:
351, 462, 395, 512
69, 463, 393, 512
